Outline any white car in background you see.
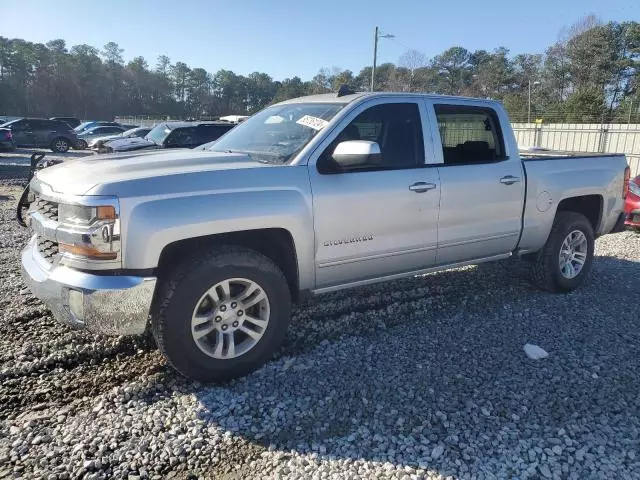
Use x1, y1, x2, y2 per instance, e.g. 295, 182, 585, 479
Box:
90, 127, 151, 152
102, 135, 157, 153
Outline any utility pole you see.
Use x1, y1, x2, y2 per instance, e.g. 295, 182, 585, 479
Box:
629, 99, 634, 124
371, 27, 394, 92
528, 79, 540, 124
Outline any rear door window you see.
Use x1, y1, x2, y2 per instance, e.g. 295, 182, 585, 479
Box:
434, 104, 506, 165
29, 120, 53, 130
196, 125, 233, 144
165, 127, 198, 147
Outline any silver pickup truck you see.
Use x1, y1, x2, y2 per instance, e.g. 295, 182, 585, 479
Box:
20, 91, 631, 381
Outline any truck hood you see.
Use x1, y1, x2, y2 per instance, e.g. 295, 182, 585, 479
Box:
34, 149, 272, 195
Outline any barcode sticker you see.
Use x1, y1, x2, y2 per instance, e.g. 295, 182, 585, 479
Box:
296, 115, 329, 131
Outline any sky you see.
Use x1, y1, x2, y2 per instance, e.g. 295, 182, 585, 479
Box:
2, 0, 638, 81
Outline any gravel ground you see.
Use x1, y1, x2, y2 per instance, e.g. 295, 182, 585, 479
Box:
0, 171, 639, 479
0, 149, 89, 184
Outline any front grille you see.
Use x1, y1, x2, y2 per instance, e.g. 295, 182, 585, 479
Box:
37, 236, 59, 263
32, 195, 59, 222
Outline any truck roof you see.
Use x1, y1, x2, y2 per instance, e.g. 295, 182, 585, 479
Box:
275, 91, 501, 106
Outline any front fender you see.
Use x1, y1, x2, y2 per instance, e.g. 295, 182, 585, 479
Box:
122, 188, 315, 290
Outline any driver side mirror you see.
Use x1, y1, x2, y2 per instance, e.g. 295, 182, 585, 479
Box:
332, 140, 381, 168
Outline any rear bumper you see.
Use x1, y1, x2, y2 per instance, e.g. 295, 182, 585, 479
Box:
21, 236, 156, 336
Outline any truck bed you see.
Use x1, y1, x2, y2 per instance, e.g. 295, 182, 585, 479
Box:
519, 148, 626, 161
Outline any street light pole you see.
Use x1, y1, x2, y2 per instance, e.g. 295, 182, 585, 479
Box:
528, 80, 532, 124
528, 80, 540, 124
371, 26, 378, 92
371, 27, 394, 92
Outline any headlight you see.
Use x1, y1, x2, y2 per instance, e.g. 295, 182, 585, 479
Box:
57, 201, 120, 263
59, 204, 112, 226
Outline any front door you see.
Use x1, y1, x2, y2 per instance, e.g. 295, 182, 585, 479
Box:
431, 103, 525, 265
10, 120, 35, 146
309, 100, 441, 289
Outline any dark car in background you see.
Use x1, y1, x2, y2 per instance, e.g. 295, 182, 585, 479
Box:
0, 128, 15, 151
50, 116, 81, 129
0, 118, 79, 152
106, 121, 235, 152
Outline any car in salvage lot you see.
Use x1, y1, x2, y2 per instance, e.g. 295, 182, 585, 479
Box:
89, 127, 151, 152
624, 174, 640, 231
74, 125, 128, 149
0, 117, 79, 152
0, 127, 15, 151
103, 120, 236, 152
19, 91, 630, 382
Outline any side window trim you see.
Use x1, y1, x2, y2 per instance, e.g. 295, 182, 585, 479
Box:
311, 97, 432, 174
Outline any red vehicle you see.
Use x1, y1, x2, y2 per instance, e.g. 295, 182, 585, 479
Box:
625, 174, 640, 231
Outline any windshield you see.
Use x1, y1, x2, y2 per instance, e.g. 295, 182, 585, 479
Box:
74, 122, 93, 133
121, 127, 141, 136
145, 123, 172, 145
201, 103, 344, 164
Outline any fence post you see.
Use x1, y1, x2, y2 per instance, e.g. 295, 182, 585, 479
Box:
534, 124, 543, 148
597, 126, 609, 153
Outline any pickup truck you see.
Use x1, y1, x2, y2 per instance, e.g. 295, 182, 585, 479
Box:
20, 91, 631, 382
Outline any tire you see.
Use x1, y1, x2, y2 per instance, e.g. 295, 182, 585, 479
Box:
50, 137, 70, 153
530, 211, 595, 293
151, 245, 292, 382
74, 139, 87, 150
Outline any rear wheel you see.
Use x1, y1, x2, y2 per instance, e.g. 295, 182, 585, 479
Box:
50, 137, 70, 153
530, 211, 595, 292
151, 246, 292, 382
74, 139, 88, 150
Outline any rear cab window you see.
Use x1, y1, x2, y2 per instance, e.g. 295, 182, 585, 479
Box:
434, 104, 506, 166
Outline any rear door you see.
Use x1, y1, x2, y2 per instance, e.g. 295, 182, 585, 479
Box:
31, 120, 57, 147
308, 98, 441, 289
427, 102, 525, 265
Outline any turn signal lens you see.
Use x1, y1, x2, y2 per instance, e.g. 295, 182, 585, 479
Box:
97, 205, 116, 220
59, 243, 117, 260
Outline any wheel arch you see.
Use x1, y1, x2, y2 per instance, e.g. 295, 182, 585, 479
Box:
156, 228, 300, 302
556, 194, 603, 233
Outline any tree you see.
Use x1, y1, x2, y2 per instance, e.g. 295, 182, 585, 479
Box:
102, 41, 124, 65
1, 19, 639, 123
398, 49, 427, 92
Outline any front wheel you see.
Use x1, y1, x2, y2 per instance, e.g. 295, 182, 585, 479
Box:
50, 137, 70, 153
151, 246, 292, 382
530, 211, 595, 292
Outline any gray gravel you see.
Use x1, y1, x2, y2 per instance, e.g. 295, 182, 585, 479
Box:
1, 175, 640, 479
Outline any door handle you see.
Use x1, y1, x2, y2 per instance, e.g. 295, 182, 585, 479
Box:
409, 182, 437, 193
500, 175, 521, 185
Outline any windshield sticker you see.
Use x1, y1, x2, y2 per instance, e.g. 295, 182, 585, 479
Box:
296, 115, 329, 131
